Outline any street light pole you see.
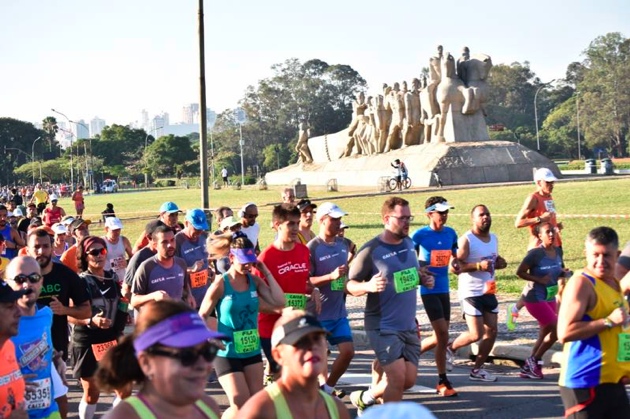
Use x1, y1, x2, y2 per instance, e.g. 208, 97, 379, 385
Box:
534, 79, 556, 152
239, 123, 244, 186
71, 120, 91, 188
31, 136, 42, 185
576, 92, 582, 160
51, 108, 74, 188
144, 125, 163, 188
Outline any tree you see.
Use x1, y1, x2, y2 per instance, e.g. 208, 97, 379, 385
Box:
144, 134, 196, 177
93, 124, 147, 168
41, 116, 58, 152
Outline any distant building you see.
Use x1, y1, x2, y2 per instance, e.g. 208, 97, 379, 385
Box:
90, 117, 106, 137
75, 119, 89, 139
141, 109, 149, 131
151, 113, 169, 137
182, 103, 200, 124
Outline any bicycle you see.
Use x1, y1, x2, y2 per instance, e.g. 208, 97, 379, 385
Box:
388, 175, 412, 191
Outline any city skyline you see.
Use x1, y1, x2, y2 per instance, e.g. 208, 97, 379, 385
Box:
1, 1, 628, 125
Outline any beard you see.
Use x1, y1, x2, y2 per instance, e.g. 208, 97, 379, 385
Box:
478, 220, 492, 234
36, 254, 52, 269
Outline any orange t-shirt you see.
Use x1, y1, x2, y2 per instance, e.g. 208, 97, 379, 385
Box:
0, 340, 26, 417
60, 244, 79, 273
527, 192, 562, 249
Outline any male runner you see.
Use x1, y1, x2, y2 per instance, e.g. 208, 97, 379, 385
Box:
102, 217, 133, 286
0, 204, 25, 260
296, 199, 317, 244
239, 203, 261, 253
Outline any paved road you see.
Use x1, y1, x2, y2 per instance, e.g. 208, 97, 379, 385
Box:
65, 349, 565, 418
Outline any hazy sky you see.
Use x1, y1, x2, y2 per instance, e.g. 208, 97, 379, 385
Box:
1, 0, 628, 126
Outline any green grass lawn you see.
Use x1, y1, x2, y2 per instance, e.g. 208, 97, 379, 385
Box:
58, 178, 630, 296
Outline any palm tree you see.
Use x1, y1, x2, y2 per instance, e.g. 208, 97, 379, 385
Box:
42, 116, 58, 152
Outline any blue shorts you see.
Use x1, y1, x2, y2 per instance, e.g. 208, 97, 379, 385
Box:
320, 317, 353, 346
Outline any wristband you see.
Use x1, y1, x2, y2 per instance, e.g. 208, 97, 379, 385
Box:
603, 317, 614, 329
535, 216, 541, 224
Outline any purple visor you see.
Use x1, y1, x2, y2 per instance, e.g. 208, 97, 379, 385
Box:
133, 312, 228, 353
230, 248, 257, 264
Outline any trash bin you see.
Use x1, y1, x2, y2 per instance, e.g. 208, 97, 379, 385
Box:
600, 158, 614, 175
585, 159, 596, 174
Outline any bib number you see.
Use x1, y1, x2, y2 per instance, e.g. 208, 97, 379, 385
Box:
92, 340, 117, 362
618, 333, 630, 362
545, 284, 559, 301
285, 293, 306, 309
190, 270, 208, 288
25, 378, 51, 410
233, 329, 260, 354
430, 250, 451, 267
111, 257, 127, 271
330, 276, 346, 291
484, 280, 497, 295
393, 268, 419, 293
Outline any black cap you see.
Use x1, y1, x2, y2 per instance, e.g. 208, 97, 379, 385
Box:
0, 280, 32, 303
297, 199, 317, 212
271, 314, 327, 348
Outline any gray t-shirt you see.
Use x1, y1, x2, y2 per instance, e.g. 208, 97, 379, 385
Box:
520, 247, 564, 303
132, 255, 188, 301
307, 236, 349, 321
349, 236, 419, 331
175, 231, 209, 307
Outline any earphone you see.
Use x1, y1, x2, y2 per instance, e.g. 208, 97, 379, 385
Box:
238, 202, 256, 218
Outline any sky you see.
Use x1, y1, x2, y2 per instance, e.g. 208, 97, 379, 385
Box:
1, 0, 629, 127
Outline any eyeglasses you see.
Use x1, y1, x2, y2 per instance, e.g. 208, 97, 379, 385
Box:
11, 273, 42, 285
389, 215, 414, 222
147, 343, 218, 367
86, 248, 107, 257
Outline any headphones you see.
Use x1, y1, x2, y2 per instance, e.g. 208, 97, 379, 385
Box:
238, 202, 256, 218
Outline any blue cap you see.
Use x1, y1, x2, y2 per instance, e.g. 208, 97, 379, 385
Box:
159, 202, 181, 214
186, 209, 209, 231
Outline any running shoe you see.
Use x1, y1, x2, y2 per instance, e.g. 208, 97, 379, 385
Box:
506, 303, 519, 331
350, 390, 372, 417
524, 356, 544, 378
436, 380, 458, 397
469, 368, 497, 382
446, 346, 454, 372
263, 374, 275, 387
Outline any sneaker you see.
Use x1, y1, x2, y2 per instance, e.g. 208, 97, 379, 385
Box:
469, 368, 497, 382
436, 380, 458, 397
506, 303, 519, 331
446, 346, 454, 372
263, 374, 275, 387
350, 390, 372, 417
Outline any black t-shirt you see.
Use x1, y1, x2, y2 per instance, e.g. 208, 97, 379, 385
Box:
124, 247, 156, 286
72, 271, 126, 347
17, 217, 31, 235
37, 262, 90, 359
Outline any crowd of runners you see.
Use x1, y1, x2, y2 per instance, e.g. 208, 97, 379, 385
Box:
1, 168, 629, 418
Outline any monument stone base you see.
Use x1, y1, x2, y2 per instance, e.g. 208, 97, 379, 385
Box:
264, 141, 560, 188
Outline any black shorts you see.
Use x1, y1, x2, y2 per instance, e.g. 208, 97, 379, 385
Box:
71, 345, 98, 379
260, 338, 280, 374
421, 293, 451, 322
461, 294, 499, 318
560, 383, 630, 418
214, 354, 263, 378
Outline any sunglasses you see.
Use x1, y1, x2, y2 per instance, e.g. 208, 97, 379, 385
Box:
147, 343, 218, 367
86, 248, 107, 257
12, 273, 42, 285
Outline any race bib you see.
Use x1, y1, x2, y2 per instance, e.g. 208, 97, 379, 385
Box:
618, 333, 630, 362
330, 276, 346, 292
430, 250, 451, 267
285, 293, 306, 309
545, 284, 559, 301
24, 377, 51, 410
393, 268, 419, 293
233, 329, 260, 354
111, 257, 127, 271
544, 200, 556, 213
190, 270, 208, 288
92, 340, 117, 361
484, 280, 497, 295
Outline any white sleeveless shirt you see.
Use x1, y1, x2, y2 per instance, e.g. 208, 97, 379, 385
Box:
457, 230, 498, 299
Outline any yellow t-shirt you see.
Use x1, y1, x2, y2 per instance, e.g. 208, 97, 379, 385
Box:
0, 257, 9, 276
33, 190, 49, 205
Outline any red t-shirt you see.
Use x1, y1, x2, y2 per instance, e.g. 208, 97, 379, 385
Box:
527, 192, 562, 248
43, 207, 62, 227
255, 243, 310, 338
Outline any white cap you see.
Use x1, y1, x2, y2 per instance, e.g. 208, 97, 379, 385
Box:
13, 208, 23, 217
50, 194, 59, 201
51, 223, 68, 235
104, 217, 123, 230
534, 168, 557, 182
316, 202, 347, 222
62, 216, 75, 226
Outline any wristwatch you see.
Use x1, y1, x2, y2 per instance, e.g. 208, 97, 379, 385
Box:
603, 317, 614, 329
535, 216, 541, 224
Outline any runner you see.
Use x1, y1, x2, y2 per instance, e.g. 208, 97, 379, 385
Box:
411, 196, 460, 396
60, 218, 91, 273
70, 236, 129, 419
255, 204, 319, 386
30, 184, 49, 215
0, 277, 30, 418
447, 205, 507, 383
239, 203, 261, 253
51, 223, 69, 263
95, 300, 224, 419
42, 195, 66, 228
222, 167, 229, 187
296, 199, 317, 244
6, 256, 66, 419
132, 202, 184, 254
102, 217, 133, 287
175, 209, 212, 308
307, 202, 353, 398
0, 204, 25, 260
123, 220, 164, 300
347, 197, 434, 415
510, 168, 563, 330
280, 188, 295, 204
515, 222, 569, 380
237, 310, 350, 419
557, 226, 630, 418
72, 185, 85, 217
198, 233, 285, 418
336, 223, 357, 264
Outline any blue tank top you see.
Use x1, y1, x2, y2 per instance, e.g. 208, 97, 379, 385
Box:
11, 306, 60, 418
1, 224, 16, 259
216, 273, 261, 358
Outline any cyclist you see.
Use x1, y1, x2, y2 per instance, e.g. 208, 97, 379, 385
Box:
391, 159, 408, 191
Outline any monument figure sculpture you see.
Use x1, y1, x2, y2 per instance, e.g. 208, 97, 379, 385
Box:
341, 92, 368, 157
373, 94, 389, 153
296, 122, 313, 163
457, 46, 470, 87
403, 78, 423, 146
384, 82, 405, 152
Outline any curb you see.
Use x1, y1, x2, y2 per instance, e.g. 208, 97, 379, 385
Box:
350, 330, 563, 368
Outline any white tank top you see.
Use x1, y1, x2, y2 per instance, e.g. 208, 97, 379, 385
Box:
104, 236, 126, 284
457, 230, 498, 299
